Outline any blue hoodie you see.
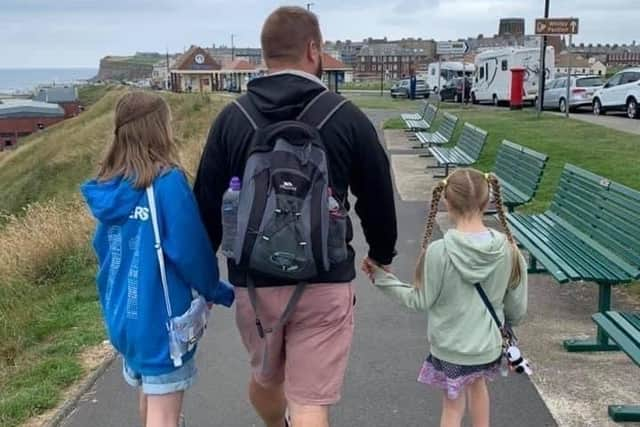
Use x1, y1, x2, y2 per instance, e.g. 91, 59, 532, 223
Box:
81, 169, 234, 376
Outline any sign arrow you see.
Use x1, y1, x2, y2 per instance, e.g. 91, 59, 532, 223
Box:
537, 22, 547, 33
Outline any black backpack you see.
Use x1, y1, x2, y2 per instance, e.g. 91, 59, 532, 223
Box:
232, 90, 349, 338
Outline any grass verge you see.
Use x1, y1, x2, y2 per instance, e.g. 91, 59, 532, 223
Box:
0, 88, 229, 426
384, 107, 640, 213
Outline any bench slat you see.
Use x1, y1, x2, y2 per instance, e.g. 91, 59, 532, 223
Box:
593, 312, 640, 365
608, 312, 640, 349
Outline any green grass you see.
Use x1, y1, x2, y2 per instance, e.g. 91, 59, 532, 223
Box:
341, 81, 392, 91
0, 88, 229, 426
346, 94, 470, 111
0, 249, 103, 427
78, 84, 115, 107
384, 108, 640, 213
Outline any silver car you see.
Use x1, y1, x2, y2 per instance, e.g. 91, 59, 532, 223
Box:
543, 75, 604, 113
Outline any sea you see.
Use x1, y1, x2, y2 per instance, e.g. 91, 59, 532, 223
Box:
0, 68, 98, 95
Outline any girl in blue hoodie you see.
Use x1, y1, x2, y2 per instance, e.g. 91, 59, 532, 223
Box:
82, 91, 234, 427
366, 168, 528, 427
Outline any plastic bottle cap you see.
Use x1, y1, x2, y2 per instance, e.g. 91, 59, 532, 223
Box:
230, 176, 241, 191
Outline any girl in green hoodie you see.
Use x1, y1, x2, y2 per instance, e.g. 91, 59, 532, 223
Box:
367, 168, 528, 427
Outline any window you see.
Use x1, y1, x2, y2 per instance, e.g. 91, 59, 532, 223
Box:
479, 66, 485, 79
556, 79, 567, 89
485, 63, 489, 80
576, 77, 604, 87
622, 72, 640, 84
372, 56, 377, 63
501, 60, 508, 71
607, 73, 623, 87
431, 68, 436, 76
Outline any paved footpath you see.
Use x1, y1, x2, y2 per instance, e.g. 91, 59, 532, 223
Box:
60, 110, 556, 427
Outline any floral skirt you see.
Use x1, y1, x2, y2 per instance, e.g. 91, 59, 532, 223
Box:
417, 354, 501, 400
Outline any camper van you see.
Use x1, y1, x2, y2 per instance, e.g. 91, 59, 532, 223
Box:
424, 61, 475, 92
471, 46, 555, 105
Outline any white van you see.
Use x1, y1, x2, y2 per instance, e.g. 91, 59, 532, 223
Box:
424, 61, 475, 92
471, 47, 555, 105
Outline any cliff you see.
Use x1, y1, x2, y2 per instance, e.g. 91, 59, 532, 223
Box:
96, 53, 163, 81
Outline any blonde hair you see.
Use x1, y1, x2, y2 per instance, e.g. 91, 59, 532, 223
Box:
97, 91, 181, 189
414, 168, 522, 289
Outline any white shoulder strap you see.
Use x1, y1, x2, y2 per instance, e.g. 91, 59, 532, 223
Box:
146, 185, 173, 319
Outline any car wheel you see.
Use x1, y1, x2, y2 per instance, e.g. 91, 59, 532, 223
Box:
471, 93, 478, 104
627, 98, 639, 119
493, 95, 499, 107
593, 98, 604, 116
391, 94, 396, 99
559, 98, 567, 113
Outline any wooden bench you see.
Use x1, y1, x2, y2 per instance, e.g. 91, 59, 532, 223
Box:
493, 140, 548, 212
592, 311, 640, 422
427, 123, 488, 178
413, 112, 458, 149
508, 164, 640, 352
404, 104, 438, 131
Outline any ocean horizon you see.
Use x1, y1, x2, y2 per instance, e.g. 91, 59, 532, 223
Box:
0, 68, 98, 95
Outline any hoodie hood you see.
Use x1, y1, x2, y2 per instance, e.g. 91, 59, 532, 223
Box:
81, 177, 144, 224
246, 71, 326, 122
443, 229, 508, 284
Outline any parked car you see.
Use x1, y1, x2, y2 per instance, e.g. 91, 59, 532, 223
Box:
543, 75, 604, 112
390, 79, 430, 98
592, 68, 640, 119
439, 77, 472, 102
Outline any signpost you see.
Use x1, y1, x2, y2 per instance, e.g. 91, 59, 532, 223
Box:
535, 18, 579, 35
436, 41, 470, 107
535, 17, 579, 118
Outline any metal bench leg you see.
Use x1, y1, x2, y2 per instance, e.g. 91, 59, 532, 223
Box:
527, 255, 545, 273
564, 283, 619, 352
433, 163, 450, 179
609, 405, 640, 422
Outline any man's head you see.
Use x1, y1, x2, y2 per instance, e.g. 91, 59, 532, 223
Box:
261, 6, 323, 78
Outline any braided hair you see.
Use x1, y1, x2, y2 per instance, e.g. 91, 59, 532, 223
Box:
487, 173, 523, 288
413, 180, 446, 287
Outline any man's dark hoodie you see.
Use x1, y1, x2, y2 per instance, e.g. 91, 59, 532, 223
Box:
194, 71, 397, 287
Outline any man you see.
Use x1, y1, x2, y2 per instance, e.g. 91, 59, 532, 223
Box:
194, 6, 397, 427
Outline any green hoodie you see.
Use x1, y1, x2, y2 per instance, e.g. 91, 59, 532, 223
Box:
374, 229, 528, 366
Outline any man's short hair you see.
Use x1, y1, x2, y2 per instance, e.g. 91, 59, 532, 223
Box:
261, 6, 322, 65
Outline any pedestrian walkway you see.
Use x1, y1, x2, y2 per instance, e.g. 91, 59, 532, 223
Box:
60, 110, 557, 427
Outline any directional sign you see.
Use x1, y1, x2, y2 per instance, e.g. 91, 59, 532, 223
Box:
535, 18, 579, 35
437, 41, 469, 55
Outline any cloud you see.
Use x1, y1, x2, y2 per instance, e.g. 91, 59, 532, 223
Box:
1, 0, 638, 67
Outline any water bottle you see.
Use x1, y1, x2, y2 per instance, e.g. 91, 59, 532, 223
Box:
221, 177, 241, 258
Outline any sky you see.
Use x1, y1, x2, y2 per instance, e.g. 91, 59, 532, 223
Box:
2, 0, 639, 68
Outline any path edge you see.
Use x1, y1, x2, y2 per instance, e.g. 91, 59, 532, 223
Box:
42, 352, 117, 427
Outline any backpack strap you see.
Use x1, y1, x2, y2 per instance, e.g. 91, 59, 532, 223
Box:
297, 90, 349, 130
232, 94, 270, 130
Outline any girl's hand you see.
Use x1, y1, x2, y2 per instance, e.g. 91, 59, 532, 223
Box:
361, 257, 391, 283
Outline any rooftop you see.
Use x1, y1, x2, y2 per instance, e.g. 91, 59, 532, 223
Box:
0, 99, 65, 118
33, 86, 78, 103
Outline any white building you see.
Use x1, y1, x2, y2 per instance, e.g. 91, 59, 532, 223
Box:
555, 53, 607, 76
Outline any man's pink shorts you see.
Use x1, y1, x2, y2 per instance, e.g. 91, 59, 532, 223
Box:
235, 283, 355, 406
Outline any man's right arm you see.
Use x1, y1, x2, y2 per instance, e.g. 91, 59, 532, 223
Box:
193, 108, 232, 251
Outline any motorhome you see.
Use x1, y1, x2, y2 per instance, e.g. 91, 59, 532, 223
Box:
471, 46, 555, 105
424, 61, 475, 92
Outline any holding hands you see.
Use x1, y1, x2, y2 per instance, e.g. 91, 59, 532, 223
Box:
361, 257, 391, 282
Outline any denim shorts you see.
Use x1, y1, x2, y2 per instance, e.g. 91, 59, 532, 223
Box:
122, 357, 197, 395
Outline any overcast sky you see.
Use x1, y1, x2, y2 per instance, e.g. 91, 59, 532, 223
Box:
3, 0, 638, 68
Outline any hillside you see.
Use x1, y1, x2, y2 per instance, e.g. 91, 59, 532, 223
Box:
0, 88, 230, 427
96, 53, 165, 81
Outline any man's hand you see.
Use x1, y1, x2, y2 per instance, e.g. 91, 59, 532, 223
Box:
361, 257, 391, 282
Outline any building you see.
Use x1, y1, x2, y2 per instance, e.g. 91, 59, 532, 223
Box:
555, 53, 607, 76
170, 46, 222, 93
325, 40, 366, 69
321, 53, 352, 92
207, 46, 263, 66
0, 100, 65, 150
499, 18, 525, 37
152, 57, 178, 90
33, 86, 80, 118
607, 51, 640, 67
355, 42, 434, 81
218, 59, 263, 92
570, 42, 640, 67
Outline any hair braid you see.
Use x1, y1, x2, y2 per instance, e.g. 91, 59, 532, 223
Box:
488, 173, 523, 288
414, 181, 446, 287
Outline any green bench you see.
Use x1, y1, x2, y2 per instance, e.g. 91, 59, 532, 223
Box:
493, 140, 548, 212
508, 164, 640, 352
413, 112, 458, 149
592, 311, 640, 422
404, 103, 438, 131
401, 101, 430, 121
427, 122, 488, 178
